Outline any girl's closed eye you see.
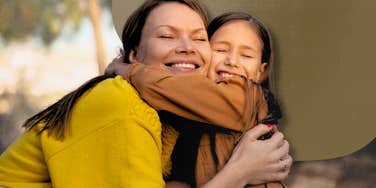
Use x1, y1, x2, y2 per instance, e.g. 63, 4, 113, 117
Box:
212, 43, 230, 53
242, 54, 253, 58
212, 45, 229, 53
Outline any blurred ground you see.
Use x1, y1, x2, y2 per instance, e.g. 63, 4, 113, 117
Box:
286, 138, 375, 188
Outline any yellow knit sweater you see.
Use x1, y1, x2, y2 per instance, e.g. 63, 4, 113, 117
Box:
0, 76, 165, 188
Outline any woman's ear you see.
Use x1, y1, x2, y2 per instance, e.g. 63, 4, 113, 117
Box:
128, 49, 140, 64
257, 62, 269, 82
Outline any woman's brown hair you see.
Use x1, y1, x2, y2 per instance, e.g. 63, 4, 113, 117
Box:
23, 0, 209, 139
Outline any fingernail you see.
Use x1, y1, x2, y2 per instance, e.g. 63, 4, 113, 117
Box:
266, 124, 273, 128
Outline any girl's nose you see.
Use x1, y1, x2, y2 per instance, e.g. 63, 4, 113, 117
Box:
224, 52, 239, 67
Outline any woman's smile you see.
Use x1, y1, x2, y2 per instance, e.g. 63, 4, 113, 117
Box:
165, 58, 201, 73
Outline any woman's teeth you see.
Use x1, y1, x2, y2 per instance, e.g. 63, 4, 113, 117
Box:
171, 63, 196, 69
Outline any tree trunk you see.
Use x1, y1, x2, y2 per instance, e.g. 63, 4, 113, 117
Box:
87, 0, 106, 75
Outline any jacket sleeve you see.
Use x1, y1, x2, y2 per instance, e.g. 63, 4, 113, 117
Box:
125, 63, 263, 132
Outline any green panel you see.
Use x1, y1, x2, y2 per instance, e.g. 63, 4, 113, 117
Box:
112, 0, 376, 161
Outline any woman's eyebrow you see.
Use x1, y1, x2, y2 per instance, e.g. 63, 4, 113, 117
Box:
155, 25, 206, 33
155, 25, 176, 31
191, 28, 206, 33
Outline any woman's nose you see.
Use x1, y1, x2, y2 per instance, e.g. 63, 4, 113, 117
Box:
175, 37, 195, 54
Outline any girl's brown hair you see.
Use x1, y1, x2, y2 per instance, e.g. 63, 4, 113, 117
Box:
207, 12, 282, 130
208, 12, 282, 127
23, 0, 209, 139
207, 12, 274, 91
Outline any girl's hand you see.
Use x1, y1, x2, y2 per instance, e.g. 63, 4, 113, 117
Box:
203, 124, 292, 188
230, 124, 292, 185
105, 56, 130, 78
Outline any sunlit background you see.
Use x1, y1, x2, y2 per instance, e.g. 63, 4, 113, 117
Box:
0, 0, 374, 187
0, 0, 121, 149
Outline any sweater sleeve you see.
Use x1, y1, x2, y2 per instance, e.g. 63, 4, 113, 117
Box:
126, 63, 259, 132
42, 77, 165, 188
42, 118, 165, 188
0, 77, 165, 188
0, 126, 51, 188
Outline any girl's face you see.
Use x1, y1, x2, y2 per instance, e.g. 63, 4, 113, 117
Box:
132, 2, 211, 75
208, 20, 268, 81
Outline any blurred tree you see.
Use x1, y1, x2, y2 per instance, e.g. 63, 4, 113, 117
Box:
0, 69, 40, 153
0, 0, 111, 74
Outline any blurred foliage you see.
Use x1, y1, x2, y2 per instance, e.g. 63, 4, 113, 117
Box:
0, 0, 111, 46
0, 70, 40, 152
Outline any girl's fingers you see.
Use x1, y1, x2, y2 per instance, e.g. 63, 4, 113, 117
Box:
278, 140, 289, 156
280, 153, 291, 162
277, 155, 293, 172
269, 140, 289, 161
267, 153, 292, 172
272, 125, 279, 133
243, 124, 273, 142
268, 132, 284, 148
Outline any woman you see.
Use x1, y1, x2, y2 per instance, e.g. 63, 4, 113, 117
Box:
0, 0, 290, 187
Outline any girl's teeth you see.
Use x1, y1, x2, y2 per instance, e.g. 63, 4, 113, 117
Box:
220, 72, 234, 78
171, 63, 195, 69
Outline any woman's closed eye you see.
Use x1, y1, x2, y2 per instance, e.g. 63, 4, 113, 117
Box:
158, 34, 175, 39
213, 48, 228, 53
192, 35, 208, 42
193, 38, 207, 42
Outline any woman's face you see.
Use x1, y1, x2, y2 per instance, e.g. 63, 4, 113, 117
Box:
208, 20, 267, 81
132, 2, 211, 75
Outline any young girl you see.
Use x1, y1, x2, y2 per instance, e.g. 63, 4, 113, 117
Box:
108, 12, 289, 187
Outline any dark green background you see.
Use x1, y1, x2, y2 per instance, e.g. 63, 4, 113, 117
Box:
112, 0, 376, 161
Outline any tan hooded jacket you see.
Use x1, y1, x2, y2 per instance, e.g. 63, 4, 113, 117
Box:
125, 63, 285, 188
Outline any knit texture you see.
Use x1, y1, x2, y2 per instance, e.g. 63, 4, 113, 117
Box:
0, 76, 165, 188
